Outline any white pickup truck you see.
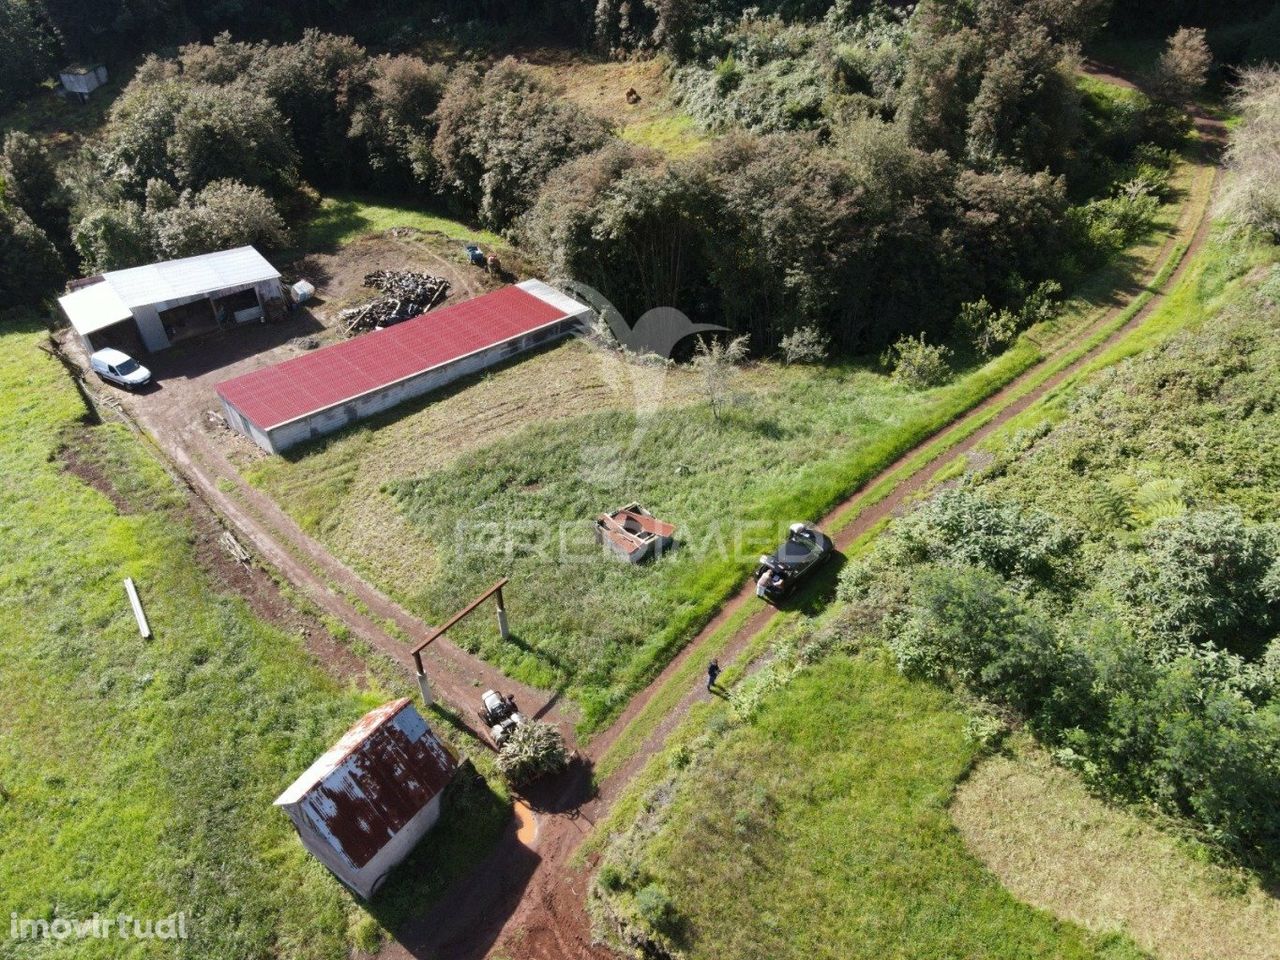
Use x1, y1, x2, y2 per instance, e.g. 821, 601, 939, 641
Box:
89, 348, 151, 390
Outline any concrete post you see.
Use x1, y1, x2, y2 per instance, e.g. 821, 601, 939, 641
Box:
416, 670, 435, 707
496, 586, 511, 641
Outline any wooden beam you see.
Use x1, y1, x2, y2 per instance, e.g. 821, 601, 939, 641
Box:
412, 577, 509, 672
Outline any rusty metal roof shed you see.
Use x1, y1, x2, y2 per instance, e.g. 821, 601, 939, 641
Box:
274, 698, 456, 878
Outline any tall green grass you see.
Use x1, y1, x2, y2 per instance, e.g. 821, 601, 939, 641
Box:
298, 194, 504, 252
0, 323, 506, 958
599, 656, 1145, 960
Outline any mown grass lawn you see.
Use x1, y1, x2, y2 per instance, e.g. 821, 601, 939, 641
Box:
625, 656, 1143, 960
0, 323, 507, 958
298, 194, 505, 253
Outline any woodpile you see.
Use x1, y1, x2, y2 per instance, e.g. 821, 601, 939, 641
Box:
219, 530, 252, 565
338, 271, 450, 337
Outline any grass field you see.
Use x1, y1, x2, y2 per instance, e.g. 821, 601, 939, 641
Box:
954, 739, 1280, 960
0, 322, 508, 958
298, 194, 505, 253
593, 656, 1144, 960
246, 128, 1206, 732
249, 342, 1024, 728
524, 56, 710, 158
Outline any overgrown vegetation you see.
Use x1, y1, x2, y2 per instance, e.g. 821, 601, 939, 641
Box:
838, 239, 1280, 868
495, 720, 569, 786
590, 656, 1147, 960
589, 223, 1280, 960
3, 0, 1193, 376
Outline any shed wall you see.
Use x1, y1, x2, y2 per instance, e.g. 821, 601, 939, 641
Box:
284, 792, 443, 899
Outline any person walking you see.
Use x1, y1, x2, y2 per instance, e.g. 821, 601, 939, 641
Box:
706, 659, 721, 692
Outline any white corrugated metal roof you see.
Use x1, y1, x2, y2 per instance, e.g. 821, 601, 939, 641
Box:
517, 278, 593, 318
58, 281, 133, 336
102, 246, 280, 309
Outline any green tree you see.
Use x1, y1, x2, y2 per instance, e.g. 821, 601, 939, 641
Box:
169, 85, 298, 197
0, 200, 63, 308
434, 59, 612, 228
71, 201, 154, 273
148, 180, 288, 260
1, 130, 72, 253
0, 0, 60, 103
1152, 26, 1212, 104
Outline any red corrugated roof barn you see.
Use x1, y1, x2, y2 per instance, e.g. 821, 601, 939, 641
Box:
274, 698, 457, 899
217, 280, 591, 453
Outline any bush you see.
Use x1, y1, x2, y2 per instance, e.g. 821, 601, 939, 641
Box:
1068, 188, 1160, 266
634, 883, 679, 936
889, 333, 951, 387
1105, 509, 1280, 659
878, 488, 1075, 585
1221, 66, 1280, 240
957, 297, 1018, 356
779, 324, 830, 364
433, 59, 612, 228
892, 565, 1071, 717
495, 720, 568, 786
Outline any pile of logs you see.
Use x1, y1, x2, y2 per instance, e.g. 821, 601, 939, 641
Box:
338, 271, 450, 337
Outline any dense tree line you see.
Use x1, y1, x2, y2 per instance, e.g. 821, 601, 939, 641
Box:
526, 0, 1184, 354
0, 0, 1199, 357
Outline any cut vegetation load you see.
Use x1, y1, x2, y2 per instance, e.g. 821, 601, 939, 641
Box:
339, 271, 450, 336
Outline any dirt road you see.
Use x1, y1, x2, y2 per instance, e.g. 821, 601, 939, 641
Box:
396, 101, 1225, 960
66, 81, 1223, 960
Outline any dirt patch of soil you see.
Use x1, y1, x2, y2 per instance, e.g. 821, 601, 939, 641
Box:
287, 231, 502, 326
56, 426, 137, 514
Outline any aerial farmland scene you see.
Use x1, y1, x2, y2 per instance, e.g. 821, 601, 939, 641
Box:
2, 0, 1280, 958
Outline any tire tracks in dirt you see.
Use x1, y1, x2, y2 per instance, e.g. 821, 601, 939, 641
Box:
416, 103, 1225, 960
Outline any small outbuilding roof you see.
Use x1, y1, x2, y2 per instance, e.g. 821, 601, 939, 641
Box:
217, 280, 586, 431
274, 698, 456, 870
101, 246, 280, 309
59, 280, 133, 336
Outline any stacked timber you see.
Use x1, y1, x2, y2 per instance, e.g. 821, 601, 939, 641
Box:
338, 271, 450, 336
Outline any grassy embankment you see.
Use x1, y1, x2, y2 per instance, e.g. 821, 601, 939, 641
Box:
248, 94, 1209, 733
594, 657, 1147, 960
0, 322, 507, 958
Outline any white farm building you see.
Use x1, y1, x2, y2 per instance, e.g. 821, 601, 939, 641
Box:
274, 699, 458, 900
59, 63, 107, 100
59, 246, 284, 356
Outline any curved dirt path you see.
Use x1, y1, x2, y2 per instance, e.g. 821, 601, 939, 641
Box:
397, 98, 1226, 960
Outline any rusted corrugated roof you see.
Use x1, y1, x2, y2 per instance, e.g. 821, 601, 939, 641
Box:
275, 698, 456, 869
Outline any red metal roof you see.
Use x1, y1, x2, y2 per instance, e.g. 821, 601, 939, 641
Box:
274, 698, 457, 869
216, 285, 571, 430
